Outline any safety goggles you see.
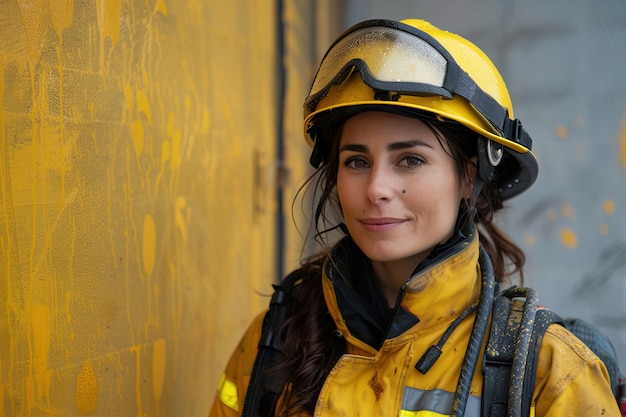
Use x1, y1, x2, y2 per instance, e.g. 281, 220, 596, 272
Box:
305, 19, 530, 148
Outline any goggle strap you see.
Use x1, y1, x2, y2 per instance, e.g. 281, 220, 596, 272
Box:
449, 68, 531, 151
453, 70, 509, 134
465, 82, 533, 150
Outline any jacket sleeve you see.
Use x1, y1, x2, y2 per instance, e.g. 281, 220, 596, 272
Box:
209, 310, 267, 417
534, 323, 621, 417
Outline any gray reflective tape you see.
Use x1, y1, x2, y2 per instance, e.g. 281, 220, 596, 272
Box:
401, 386, 481, 417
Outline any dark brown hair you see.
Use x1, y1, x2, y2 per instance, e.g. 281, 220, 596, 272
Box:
273, 114, 526, 416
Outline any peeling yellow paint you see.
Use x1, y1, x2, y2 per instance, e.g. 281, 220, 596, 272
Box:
202, 107, 211, 133
16, 0, 45, 64
560, 228, 578, 249
49, 0, 74, 38
161, 141, 171, 166
143, 215, 156, 279
66, 292, 72, 322
124, 83, 135, 114
132, 119, 145, 157
47, 126, 75, 174
76, 361, 98, 414
175, 197, 189, 243
152, 339, 166, 405
26, 376, 35, 412
131, 346, 144, 417
2, 0, 290, 414
171, 131, 182, 172
155, 141, 172, 193
154, 0, 169, 16
31, 304, 52, 404
96, 0, 122, 46
136, 90, 152, 124
167, 112, 176, 137
0, 380, 4, 417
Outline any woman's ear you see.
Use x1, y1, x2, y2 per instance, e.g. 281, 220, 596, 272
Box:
461, 156, 478, 200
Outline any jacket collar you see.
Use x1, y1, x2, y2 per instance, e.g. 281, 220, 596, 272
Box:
322, 220, 481, 351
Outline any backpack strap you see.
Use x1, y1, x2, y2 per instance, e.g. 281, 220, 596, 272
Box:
481, 287, 562, 417
520, 308, 563, 415
483, 287, 626, 417
481, 291, 518, 417
241, 270, 301, 417
618, 375, 626, 416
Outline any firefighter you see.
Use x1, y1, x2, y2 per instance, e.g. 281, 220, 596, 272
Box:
210, 18, 620, 417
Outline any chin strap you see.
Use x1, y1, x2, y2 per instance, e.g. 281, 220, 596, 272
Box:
469, 177, 484, 220
470, 137, 502, 219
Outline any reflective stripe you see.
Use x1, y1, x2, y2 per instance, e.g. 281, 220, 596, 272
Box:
399, 409, 448, 417
400, 387, 536, 417
217, 373, 239, 411
400, 386, 481, 417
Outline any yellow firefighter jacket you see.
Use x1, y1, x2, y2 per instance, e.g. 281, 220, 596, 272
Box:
210, 229, 620, 417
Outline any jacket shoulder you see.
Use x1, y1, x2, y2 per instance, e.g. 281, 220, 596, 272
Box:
210, 310, 267, 417
533, 323, 619, 416
225, 309, 268, 378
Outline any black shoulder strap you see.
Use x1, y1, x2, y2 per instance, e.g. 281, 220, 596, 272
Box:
481, 287, 562, 417
241, 270, 300, 417
520, 308, 563, 414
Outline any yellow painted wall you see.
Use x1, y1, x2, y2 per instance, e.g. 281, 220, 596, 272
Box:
0, 0, 317, 415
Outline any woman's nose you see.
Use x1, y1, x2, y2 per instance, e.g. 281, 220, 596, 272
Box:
366, 166, 394, 203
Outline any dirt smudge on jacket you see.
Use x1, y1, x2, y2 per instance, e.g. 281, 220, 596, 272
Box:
368, 371, 384, 401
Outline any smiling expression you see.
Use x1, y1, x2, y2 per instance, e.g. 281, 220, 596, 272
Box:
336, 111, 472, 274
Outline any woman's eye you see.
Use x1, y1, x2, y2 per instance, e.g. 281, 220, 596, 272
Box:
345, 157, 369, 169
399, 155, 424, 168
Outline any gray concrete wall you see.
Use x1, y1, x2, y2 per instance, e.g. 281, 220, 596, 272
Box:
343, 0, 626, 371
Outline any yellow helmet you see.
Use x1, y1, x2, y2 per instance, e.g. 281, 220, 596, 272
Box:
303, 18, 538, 200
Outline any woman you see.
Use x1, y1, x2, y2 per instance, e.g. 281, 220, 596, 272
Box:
210, 18, 619, 417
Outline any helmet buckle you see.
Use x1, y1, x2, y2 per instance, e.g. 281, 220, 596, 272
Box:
504, 117, 524, 144
374, 91, 400, 101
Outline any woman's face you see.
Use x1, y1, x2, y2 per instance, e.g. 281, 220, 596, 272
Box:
336, 111, 471, 270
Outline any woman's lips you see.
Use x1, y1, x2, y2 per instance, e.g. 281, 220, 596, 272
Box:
359, 217, 407, 232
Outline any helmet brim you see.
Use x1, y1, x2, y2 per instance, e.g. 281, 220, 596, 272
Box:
306, 103, 538, 200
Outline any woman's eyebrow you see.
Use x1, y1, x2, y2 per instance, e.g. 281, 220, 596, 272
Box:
387, 140, 433, 151
339, 140, 433, 153
339, 144, 369, 153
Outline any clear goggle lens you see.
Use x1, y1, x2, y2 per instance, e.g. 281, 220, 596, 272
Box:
309, 25, 449, 102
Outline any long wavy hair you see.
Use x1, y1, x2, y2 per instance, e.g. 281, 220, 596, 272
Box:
270, 113, 526, 416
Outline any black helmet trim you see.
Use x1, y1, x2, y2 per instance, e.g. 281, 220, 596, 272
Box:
308, 104, 537, 200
